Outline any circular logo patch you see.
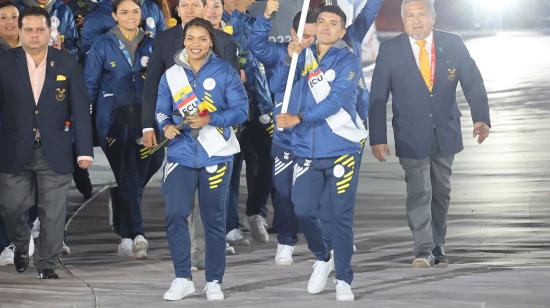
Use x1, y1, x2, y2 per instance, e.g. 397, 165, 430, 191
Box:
259, 114, 271, 125
205, 165, 218, 173
146, 17, 156, 29
325, 69, 336, 82
140, 56, 149, 67
333, 164, 345, 178
203, 78, 216, 91
50, 16, 60, 29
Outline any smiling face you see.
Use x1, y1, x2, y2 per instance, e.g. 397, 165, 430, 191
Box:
184, 25, 212, 61
112, 0, 142, 33
19, 15, 50, 52
178, 0, 205, 24
205, 0, 223, 28
402, 0, 435, 40
316, 12, 345, 45
0, 5, 19, 40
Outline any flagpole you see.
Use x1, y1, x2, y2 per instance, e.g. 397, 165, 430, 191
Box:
278, 0, 311, 131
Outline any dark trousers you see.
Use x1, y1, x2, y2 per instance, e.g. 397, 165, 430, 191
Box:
0, 217, 9, 248
241, 117, 273, 217
0, 147, 72, 271
271, 144, 299, 246
101, 139, 163, 239
225, 152, 242, 233
162, 161, 232, 282
72, 143, 92, 196
291, 154, 360, 284
321, 141, 366, 250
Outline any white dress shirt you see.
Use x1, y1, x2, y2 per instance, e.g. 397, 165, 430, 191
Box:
408, 31, 434, 70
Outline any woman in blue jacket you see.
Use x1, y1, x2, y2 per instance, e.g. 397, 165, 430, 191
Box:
84, 0, 163, 260
80, 0, 164, 56
155, 18, 248, 302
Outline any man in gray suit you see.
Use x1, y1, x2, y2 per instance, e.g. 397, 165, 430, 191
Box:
368, 0, 491, 268
0, 7, 93, 278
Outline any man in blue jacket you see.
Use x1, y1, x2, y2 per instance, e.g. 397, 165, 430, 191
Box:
80, 0, 165, 55
276, 5, 366, 302
249, 0, 383, 265
15, 0, 80, 56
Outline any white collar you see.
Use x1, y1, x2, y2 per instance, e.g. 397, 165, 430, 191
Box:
409, 31, 434, 48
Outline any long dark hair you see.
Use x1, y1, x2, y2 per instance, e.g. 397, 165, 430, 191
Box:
182, 17, 220, 57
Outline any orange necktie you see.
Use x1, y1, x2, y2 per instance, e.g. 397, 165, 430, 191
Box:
416, 40, 432, 91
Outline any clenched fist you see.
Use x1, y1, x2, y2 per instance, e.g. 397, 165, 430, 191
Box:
264, 0, 279, 19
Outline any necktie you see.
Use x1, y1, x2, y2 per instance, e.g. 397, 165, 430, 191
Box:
416, 39, 432, 91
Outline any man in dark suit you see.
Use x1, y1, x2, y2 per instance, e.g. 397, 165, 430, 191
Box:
0, 7, 93, 279
369, 0, 490, 268
141, 0, 238, 148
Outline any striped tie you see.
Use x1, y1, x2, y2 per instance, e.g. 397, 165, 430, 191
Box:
416, 39, 432, 91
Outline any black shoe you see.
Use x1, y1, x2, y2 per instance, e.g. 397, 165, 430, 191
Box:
38, 269, 59, 279
433, 245, 449, 266
14, 248, 29, 273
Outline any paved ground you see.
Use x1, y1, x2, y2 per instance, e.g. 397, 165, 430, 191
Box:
1, 32, 550, 308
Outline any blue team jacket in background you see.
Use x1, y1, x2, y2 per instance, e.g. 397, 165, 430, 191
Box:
15, 0, 80, 56
80, 0, 164, 55
84, 30, 154, 145
229, 10, 273, 117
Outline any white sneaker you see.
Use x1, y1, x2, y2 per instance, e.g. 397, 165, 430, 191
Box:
163, 278, 195, 301
204, 280, 224, 300
117, 238, 133, 257
225, 242, 235, 255
226, 228, 251, 246
248, 215, 269, 243
132, 235, 148, 260
0, 244, 14, 266
307, 257, 334, 294
31, 218, 40, 239
62, 242, 71, 255
335, 279, 354, 301
275, 244, 294, 265
29, 236, 34, 257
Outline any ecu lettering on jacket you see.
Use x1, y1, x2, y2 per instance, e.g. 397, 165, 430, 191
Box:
270, 42, 365, 159
155, 50, 248, 167
303, 47, 367, 143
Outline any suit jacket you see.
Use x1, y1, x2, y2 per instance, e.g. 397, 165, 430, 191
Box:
0, 47, 93, 174
368, 30, 491, 159
141, 25, 239, 129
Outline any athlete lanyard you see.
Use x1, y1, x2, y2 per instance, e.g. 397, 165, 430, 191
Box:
118, 39, 133, 68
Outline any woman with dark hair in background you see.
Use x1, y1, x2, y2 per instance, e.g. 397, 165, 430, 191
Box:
84, 0, 163, 260
156, 17, 247, 301
80, 0, 165, 57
